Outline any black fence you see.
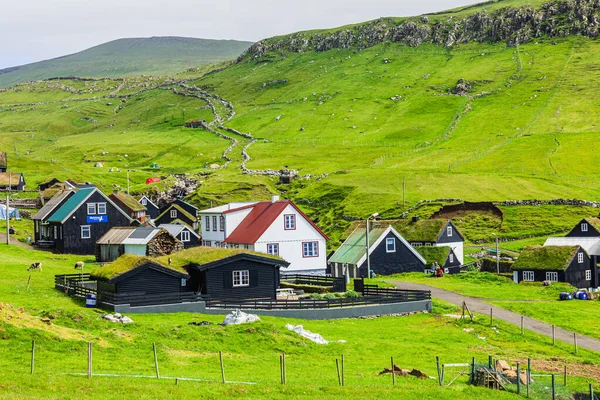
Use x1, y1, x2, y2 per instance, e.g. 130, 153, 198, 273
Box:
205, 291, 430, 310
55, 274, 205, 309
280, 274, 346, 292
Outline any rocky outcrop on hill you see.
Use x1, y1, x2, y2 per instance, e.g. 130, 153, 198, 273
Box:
240, 0, 600, 59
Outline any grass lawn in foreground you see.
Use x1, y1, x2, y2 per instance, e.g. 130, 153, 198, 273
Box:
0, 245, 599, 398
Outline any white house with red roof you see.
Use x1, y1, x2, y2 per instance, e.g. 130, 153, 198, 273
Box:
199, 196, 328, 273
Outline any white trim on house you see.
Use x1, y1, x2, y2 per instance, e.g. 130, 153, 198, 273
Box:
523, 271, 534, 281
57, 188, 133, 224
356, 226, 426, 267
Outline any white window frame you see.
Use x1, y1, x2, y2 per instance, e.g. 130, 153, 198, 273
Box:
582, 223, 588, 232
284, 214, 296, 230
181, 230, 191, 242
232, 270, 249, 287
170, 209, 177, 219
303, 241, 318, 258
425, 242, 432, 247
449, 253, 454, 263
220, 216, 225, 232
523, 271, 534, 281
141, 198, 147, 205
87, 203, 96, 215
204, 215, 210, 231
578, 252, 584, 264
81, 225, 91, 239
412, 242, 422, 247
385, 238, 396, 253
267, 243, 279, 256
586, 270, 592, 281
96, 202, 107, 215
546, 271, 558, 282
447, 226, 453, 237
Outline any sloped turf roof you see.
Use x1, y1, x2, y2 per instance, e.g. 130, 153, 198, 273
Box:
414, 246, 451, 265
342, 219, 448, 243
512, 245, 579, 271
0, 152, 6, 168
584, 218, 600, 232
156, 204, 197, 222
328, 226, 387, 265
0, 172, 22, 186
112, 192, 146, 212
90, 247, 284, 280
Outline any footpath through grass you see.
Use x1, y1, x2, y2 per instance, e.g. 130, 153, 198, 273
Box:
1, 245, 599, 398
388, 272, 600, 343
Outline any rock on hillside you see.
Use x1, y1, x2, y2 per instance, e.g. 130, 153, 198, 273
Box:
240, 0, 600, 59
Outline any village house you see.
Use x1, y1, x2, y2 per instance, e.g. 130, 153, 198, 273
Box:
89, 247, 289, 305
199, 196, 328, 273
328, 225, 427, 278
392, 218, 465, 264
158, 223, 200, 249
138, 195, 160, 220
109, 191, 147, 223
512, 245, 593, 289
96, 226, 183, 262
543, 217, 600, 288
0, 152, 6, 173
155, 199, 199, 231
0, 153, 26, 191
415, 246, 462, 274
33, 185, 133, 254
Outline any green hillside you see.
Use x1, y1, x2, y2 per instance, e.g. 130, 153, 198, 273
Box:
0, 37, 253, 88
2, 0, 600, 245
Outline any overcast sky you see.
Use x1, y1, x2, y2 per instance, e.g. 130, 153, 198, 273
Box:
0, 0, 480, 69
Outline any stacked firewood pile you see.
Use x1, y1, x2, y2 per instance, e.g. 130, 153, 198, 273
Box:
147, 230, 183, 257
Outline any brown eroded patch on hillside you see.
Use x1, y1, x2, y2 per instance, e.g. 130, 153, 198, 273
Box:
0, 303, 109, 347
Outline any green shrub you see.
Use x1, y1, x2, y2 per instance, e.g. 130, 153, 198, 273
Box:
343, 290, 361, 298
323, 293, 337, 300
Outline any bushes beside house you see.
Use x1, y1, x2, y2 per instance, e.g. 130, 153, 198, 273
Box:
279, 281, 330, 293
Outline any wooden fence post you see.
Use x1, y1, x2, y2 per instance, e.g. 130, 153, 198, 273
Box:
552, 374, 556, 400
219, 351, 225, 383
336, 359, 341, 386
391, 356, 396, 385
590, 383, 594, 400
153, 343, 160, 379
574, 333, 578, 355
527, 358, 531, 398
341, 354, 345, 387
521, 315, 524, 335
30, 340, 35, 374
436, 356, 442, 386
517, 363, 521, 394
564, 365, 567, 386
280, 354, 284, 385
26, 275, 31, 293
87, 342, 92, 379
490, 308, 493, 326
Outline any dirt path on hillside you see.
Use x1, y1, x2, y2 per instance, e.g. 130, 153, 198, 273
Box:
0, 233, 32, 249
387, 280, 600, 353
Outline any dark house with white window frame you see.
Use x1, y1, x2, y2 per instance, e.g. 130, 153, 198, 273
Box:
158, 224, 200, 249
328, 225, 427, 278
512, 245, 593, 289
155, 199, 199, 231
40, 186, 133, 254
415, 246, 462, 274
138, 195, 160, 220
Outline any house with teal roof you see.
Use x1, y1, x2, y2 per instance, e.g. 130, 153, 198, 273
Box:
37, 185, 133, 254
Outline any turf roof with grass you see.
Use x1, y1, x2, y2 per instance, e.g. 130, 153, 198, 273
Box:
112, 192, 146, 212
583, 218, 600, 232
414, 246, 451, 265
512, 245, 580, 271
156, 204, 197, 222
390, 219, 448, 242
90, 247, 285, 280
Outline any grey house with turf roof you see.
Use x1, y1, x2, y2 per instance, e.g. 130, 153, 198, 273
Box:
512, 245, 593, 289
43, 186, 133, 254
415, 246, 461, 274
328, 225, 426, 278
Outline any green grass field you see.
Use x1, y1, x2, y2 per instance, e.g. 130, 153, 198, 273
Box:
1, 244, 599, 399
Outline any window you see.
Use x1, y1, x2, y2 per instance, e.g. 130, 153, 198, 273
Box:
220, 216, 225, 232
284, 214, 296, 230
523, 271, 534, 281
87, 203, 96, 215
233, 270, 249, 287
97, 203, 107, 215
425, 243, 432, 247
267, 243, 279, 256
181, 231, 190, 242
412, 242, 422, 247
546, 272, 558, 282
141, 198, 147, 205
204, 216, 210, 231
303, 241, 318, 257
170, 209, 177, 219
449, 253, 454, 263
582, 223, 588, 232
53, 226, 57, 239
586, 270, 592, 281
578, 252, 584, 264
213, 216, 217, 232
447, 226, 453, 237
81, 225, 91, 239
386, 238, 395, 253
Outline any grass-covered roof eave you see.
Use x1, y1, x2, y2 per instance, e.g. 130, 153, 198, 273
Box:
512, 245, 580, 271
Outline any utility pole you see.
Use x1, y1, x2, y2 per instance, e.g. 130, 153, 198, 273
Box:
496, 235, 500, 274
6, 192, 9, 245
402, 178, 406, 208
365, 213, 379, 278
127, 170, 130, 195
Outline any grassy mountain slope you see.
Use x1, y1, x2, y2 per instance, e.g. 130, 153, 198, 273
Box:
2, 0, 600, 246
0, 37, 253, 88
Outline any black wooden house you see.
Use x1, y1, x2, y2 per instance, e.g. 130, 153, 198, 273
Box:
138, 195, 160, 220
41, 186, 133, 254
328, 225, 427, 278
512, 245, 593, 289
155, 199, 199, 231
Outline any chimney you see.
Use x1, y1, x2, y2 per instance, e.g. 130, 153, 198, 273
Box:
412, 216, 420, 223
271, 195, 280, 203
113, 190, 119, 195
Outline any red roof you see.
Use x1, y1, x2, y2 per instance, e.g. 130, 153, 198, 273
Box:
224, 200, 329, 244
